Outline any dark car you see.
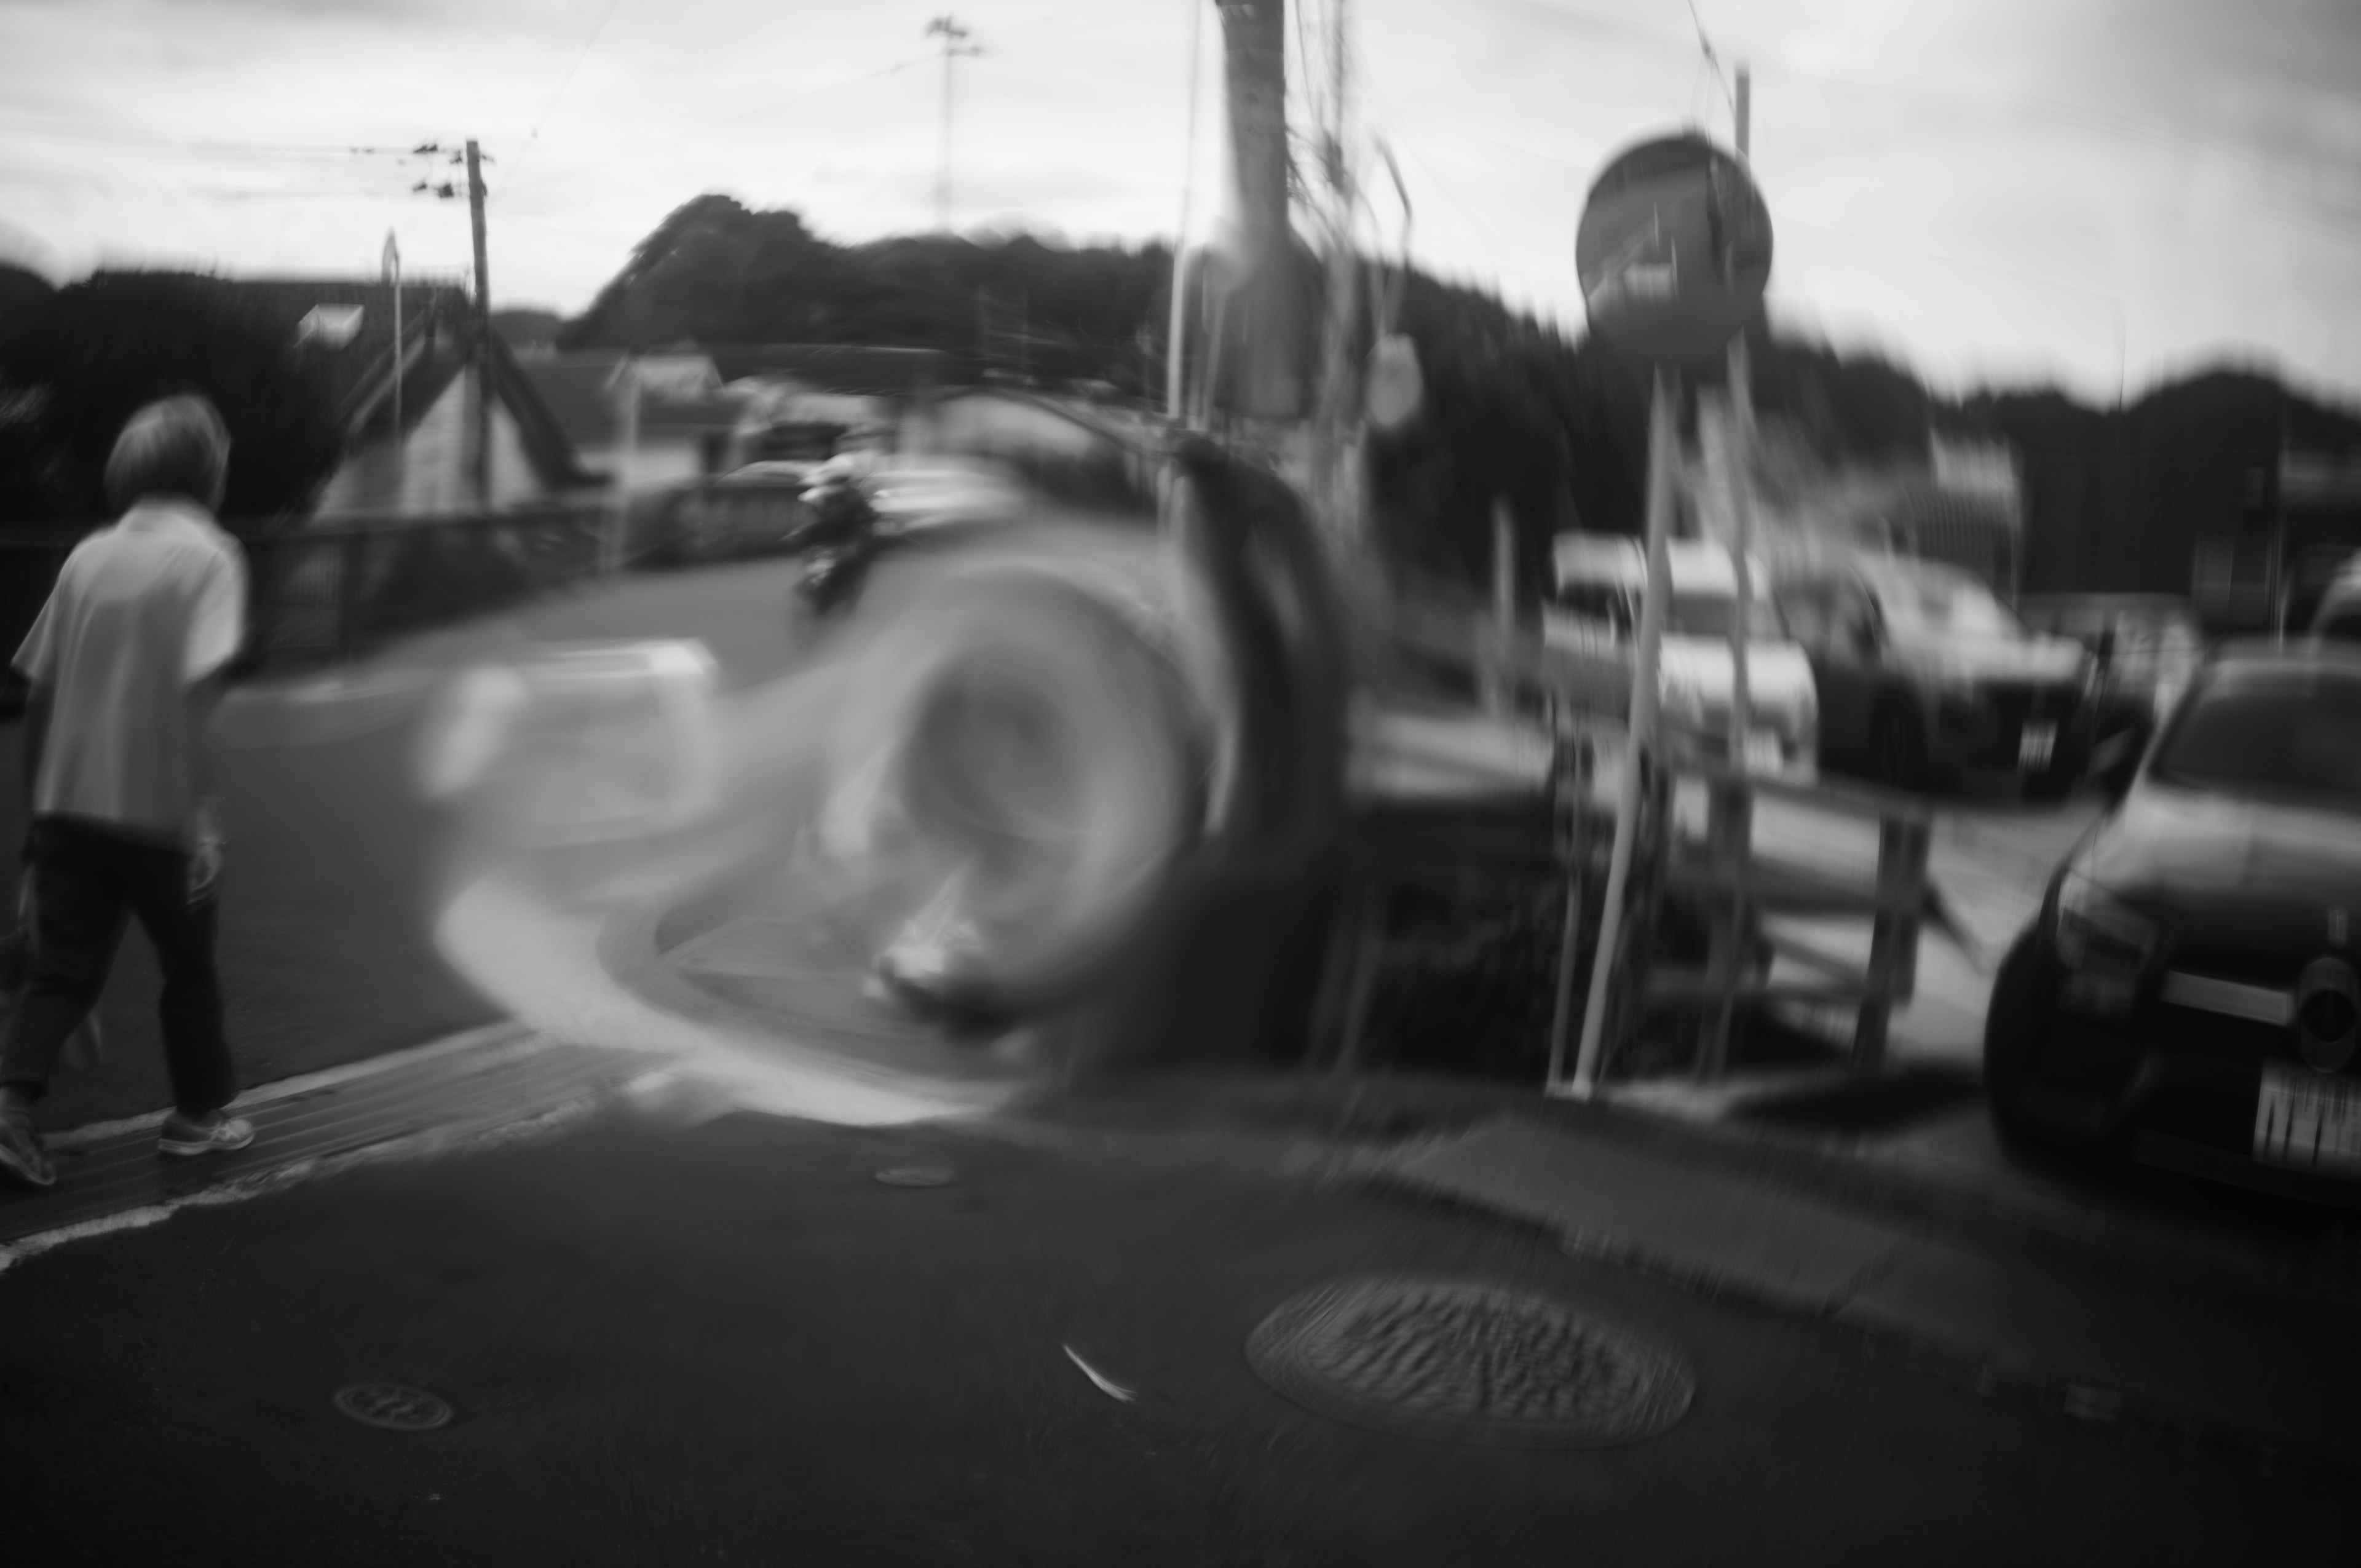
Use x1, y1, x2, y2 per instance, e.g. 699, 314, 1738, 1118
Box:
2017, 593, 2205, 761
1984, 640, 2361, 1202
1772, 554, 2092, 796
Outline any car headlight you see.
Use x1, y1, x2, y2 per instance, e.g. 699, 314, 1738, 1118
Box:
2053, 870, 2159, 1017
2055, 872, 2156, 967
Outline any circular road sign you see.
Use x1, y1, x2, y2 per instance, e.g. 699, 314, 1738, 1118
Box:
1575, 132, 1771, 364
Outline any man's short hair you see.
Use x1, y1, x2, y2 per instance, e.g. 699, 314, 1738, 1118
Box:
104, 395, 232, 512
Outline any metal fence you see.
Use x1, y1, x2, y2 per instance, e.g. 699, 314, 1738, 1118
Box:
238, 504, 613, 667
0, 483, 818, 697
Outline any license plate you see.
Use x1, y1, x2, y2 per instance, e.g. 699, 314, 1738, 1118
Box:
1744, 730, 1784, 775
2253, 1062, 2361, 1178
2019, 722, 2058, 769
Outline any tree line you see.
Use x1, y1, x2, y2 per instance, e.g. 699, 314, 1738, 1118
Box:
6, 196, 2355, 611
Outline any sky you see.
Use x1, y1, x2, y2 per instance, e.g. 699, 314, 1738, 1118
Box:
3, 0, 2358, 410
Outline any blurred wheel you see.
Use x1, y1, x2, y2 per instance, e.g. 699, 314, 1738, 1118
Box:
810, 565, 1206, 1019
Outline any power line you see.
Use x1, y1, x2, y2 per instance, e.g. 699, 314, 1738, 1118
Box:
0, 114, 424, 160
511, 0, 628, 177
1677, 0, 1734, 121
499, 53, 934, 197
1350, 89, 1540, 298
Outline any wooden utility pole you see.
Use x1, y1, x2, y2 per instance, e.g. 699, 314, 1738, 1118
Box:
1309, 0, 1365, 554
1699, 67, 1759, 1081
1724, 66, 1756, 779
1165, 0, 1207, 422
1218, 0, 1301, 420
466, 138, 492, 507
381, 231, 403, 450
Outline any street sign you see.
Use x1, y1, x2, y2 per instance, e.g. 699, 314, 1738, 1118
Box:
1576, 133, 1771, 364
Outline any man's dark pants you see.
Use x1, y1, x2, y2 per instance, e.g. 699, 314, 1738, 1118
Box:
1, 816, 234, 1117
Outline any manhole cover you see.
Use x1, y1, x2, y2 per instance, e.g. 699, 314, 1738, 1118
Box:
874, 1166, 960, 1187
1246, 1275, 1693, 1448
0, 1368, 71, 1411
333, 1383, 454, 1431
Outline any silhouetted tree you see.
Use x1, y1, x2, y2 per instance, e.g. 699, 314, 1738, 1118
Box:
0, 271, 342, 527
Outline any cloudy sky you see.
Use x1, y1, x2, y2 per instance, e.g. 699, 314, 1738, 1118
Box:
4, 0, 2357, 408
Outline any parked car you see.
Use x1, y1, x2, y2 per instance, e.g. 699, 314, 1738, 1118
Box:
1544, 534, 1819, 782
1983, 639, 2361, 1200
1771, 554, 2091, 796
863, 458, 1029, 534
2018, 594, 2205, 759
2309, 560, 2361, 644
718, 459, 824, 489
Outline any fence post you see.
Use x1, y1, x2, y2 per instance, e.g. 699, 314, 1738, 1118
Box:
334, 533, 365, 662
1695, 770, 1754, 1081
1854, 810, 1927, 1071
1543, 734, 1594, 1093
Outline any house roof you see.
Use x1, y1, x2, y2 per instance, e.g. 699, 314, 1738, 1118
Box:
702, 344, 947, 397
147, 274, 474, 434
305, 317, 599, 513
513, 354, 742, 450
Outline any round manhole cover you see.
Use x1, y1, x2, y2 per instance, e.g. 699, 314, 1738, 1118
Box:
0, 1368, 71, 1412
1246, 1276, 1694, 1448
333, 1383, 454, 1431
874, 1166, 960, 1187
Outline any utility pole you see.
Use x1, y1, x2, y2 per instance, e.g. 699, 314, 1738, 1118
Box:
466, 138, 492, 507
1218, 0, 1300, 419
928, 17, 981, 234
1725, 66, 1754, 774
1702, 62, 1757, 1082
1165, 0, 1206, 422
1310, 0, 1364, 555
381, 231, 403, 450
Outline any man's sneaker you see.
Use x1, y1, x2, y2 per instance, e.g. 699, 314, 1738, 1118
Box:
158, 1112, 255, 1158
0, 1113, 56, 1190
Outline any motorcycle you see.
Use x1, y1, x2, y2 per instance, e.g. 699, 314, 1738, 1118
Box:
794, 475, 884, 618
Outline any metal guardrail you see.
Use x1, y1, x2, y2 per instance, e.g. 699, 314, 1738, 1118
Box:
1657, 759, 1933, 1077
1323, 578, 1933, 1089
1316, 585, 1630, 1078
239, 504, 611, 666
0, 485, 818, 684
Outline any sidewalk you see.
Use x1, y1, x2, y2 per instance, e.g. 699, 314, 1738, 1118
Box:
1382, 1108, 2361, 1481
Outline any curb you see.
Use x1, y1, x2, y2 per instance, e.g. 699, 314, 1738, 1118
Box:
1358, 1163, 2360, 1495
1569, 1090, 2361, 1312
1011, 1064, 2361, 1312
42, 1021, 538, 1152
0, 1021, 667, 1267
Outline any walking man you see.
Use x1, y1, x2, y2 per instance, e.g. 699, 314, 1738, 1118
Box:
0, 395, 251, 1189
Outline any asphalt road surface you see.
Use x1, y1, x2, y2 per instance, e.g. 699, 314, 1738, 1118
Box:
1, 1104, 2343, 1567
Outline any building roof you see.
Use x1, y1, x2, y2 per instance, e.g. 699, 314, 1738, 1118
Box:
513, 354, 742, 450
702, 344, 947, 397
140, 274, 473, 436
306, 324, 598, 514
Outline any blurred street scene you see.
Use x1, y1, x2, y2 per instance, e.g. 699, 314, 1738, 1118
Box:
4, 0, 2360, 1561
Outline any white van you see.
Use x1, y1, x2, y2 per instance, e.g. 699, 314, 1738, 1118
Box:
1544, 534, 1819, 781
